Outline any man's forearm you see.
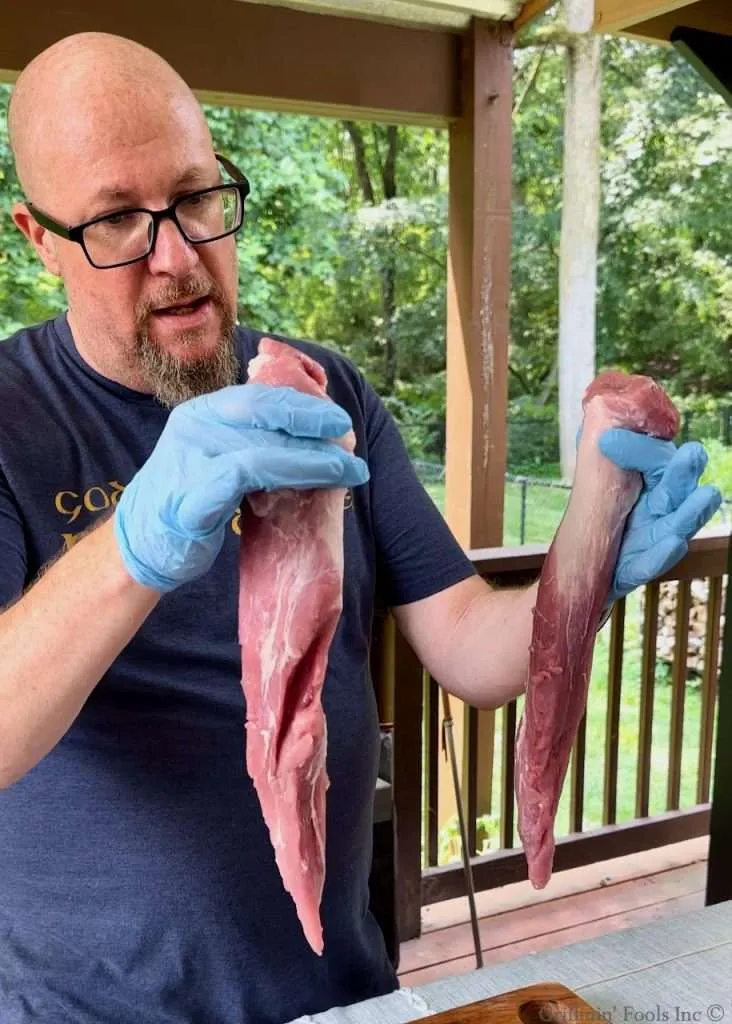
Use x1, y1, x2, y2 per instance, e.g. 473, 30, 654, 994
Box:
0, 516, 160, 787
395, 575, 538, 710
442, 579, 537, 708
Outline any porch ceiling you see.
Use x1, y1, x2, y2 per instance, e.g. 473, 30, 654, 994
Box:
594, 0, 732, 40
595, 0, 731, 107
234, 0, 521, 30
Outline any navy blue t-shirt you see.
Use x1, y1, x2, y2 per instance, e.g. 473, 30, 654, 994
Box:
0, 313, 475, 1024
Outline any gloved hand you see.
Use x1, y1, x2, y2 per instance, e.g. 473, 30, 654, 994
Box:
114, 383, 369, 592
598, 428, 722, 605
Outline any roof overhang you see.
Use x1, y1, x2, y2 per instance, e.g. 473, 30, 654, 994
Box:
0, 0, 539, 127
594, 0, 732, 40
234, 0, 522, 29
2, 0, 728, 122
670, 24, 732, 105
594, 0, 732, 106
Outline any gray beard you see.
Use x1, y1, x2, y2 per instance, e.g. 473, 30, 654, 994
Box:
135, 311, 240, 408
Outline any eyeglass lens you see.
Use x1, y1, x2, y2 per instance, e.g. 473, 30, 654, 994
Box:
82, 187, 242, 266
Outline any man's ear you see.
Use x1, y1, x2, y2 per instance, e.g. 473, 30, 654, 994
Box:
11, 202, 62, 277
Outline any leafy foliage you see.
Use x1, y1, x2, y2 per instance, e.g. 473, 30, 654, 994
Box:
0, 36, 729, 467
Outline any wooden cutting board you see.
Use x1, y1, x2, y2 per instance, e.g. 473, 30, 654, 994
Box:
404, 981, 608, 1024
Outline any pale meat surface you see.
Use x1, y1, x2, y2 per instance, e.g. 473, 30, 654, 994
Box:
238, 337, 354, 954
515, 370, 679, 888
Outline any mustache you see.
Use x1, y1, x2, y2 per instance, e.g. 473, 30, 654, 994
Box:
136, 277, 224, 318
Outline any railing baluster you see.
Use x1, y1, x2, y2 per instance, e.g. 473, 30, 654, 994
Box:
569, 710, 586, 833
370, 606, 393, 726
392, 619, 425, 941
412, 534, 727, 908
464, 704, 479, 856
423, 674, 440, 867
604, 598, 625, 825
668, 579, 692, 811
637, 582, 659, 818
698, 576, 724, 804
501, 699, 517, 849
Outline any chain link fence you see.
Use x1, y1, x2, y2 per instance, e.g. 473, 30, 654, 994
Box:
401, 404, 732, 469
403, 400, 732, 543
412, 460, 732, 545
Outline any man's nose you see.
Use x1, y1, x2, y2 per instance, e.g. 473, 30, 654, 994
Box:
146, 217, 200, 276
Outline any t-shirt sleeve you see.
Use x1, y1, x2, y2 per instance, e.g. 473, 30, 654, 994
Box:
0, 464, 28, 609
362, 378, 477, 608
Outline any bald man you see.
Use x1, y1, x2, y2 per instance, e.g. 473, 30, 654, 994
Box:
0, 30, 722, 1024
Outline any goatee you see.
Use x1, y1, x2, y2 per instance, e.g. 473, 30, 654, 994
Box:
134, 279, 240, 407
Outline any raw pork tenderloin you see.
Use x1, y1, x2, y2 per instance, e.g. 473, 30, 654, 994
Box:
239, 338, 354, 955
515, 369, 679, 889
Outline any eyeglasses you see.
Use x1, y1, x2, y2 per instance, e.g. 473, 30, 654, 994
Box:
26, 154, 250, 270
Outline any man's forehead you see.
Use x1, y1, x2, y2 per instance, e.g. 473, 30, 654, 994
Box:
21, 84, 216, 212
11, 33, 214, 207
87, 163, 220, 208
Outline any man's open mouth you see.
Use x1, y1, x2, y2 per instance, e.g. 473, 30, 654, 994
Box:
153, 295, 211, 316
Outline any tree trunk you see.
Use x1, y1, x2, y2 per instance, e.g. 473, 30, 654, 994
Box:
381, 126, 398, 392
344, 121, 375, 203
343, 121, 399, 392
558, 0, 602, 480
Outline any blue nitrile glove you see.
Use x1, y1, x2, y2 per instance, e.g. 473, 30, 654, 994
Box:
598, 429, 722, 605
113, 383, 369, 592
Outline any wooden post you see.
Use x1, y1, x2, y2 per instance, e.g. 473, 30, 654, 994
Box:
446, 19, 512, 550
706, 535, 732, 906
558, 0, 603, 479
445, 19, 513, 818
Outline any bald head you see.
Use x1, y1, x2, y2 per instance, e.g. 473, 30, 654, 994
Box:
9, 32, 213, 205
7, 32, 241, 405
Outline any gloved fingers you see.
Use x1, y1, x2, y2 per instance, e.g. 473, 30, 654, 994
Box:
196, 384, 354, 440
597, 428, 676, 483
246, 385, 355, 439
661, 483, 722, 541
614, 534, 688, 596
646, 441, 708, 517
242, 444, 369, 490
176, 447, 369, 534
620, 482, 722, 558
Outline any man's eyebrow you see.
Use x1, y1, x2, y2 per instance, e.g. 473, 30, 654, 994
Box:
89, 186, 138, 208
88, 168, 220, 212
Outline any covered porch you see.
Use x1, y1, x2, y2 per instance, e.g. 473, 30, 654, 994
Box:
2, 0, 730, 972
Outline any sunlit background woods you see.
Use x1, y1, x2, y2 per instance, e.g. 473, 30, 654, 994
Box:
1, 36, 730, 511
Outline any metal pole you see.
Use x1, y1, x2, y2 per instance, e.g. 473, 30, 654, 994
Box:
520, 477, 528, 545
440, 688, 483, 968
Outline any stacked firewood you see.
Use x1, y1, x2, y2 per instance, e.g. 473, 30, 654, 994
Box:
651, 578, 727, 675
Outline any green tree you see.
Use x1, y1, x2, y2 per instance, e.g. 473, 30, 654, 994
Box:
1, 38, 730, 466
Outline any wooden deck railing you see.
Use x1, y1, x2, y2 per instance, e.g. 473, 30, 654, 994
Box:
374, 530, 729, 941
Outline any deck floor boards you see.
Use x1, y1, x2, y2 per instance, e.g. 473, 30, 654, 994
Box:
397, 839, 709, 988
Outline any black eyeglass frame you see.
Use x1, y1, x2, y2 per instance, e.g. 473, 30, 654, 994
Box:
25, 153, 250, 270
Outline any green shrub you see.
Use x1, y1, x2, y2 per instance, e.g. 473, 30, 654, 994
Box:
507, 399, 559, 469
702, 439, 732, 499
674, 393, 732, 445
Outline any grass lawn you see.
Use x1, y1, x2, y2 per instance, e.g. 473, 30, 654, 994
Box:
425, 479, 571, 545
422, 477, 713, 862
